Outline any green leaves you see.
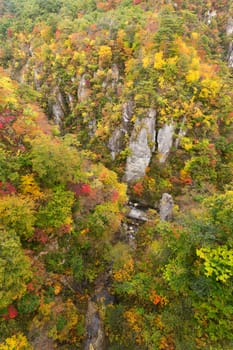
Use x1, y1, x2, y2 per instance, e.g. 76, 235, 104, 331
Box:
196, 246, 233, 283
36, 186, 74, 229
0, 229, 32, 309
0, 195, 35, 239
30, 135, 84, 186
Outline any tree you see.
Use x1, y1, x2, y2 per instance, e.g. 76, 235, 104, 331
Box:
0, 333, 32, 350
0, 195, 35, 239
30, 135, 84, 186
0, 229, 32, 309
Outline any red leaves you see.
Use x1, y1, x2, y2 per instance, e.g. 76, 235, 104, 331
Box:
2, 305, 18, 320
58, 224, 72, 235
0, 114, 16, 129
27, 282, 35, 292
133, 0, 143, 4
0, 182, 17, 196
149, 291, 167, 306
30, 228, 49, 244
111, 190, 119, 202
8, 305, 18, 318
68, 183, 91, 198
81, 183, 91, 194
133, 182, 144, 196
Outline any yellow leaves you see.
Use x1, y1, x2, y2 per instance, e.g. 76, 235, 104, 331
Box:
80, 228, 90, 236
125, 58, 137, 74
180, 137, 193, 151
0, 333, 32, 350
154, 51, 165, 69
186, 69, 200, 83
191, 32, 199, 40
142, 55, 151, 68
158, 75, 165, 88
20, 174, 44, 198
98, 45, 112, 67
54, 284, 62, 295
0, 69, 18, 109
199, 79, 220, 99
175, 37, 191, 56
113, 258, 134, 282
180, 168, 191, 180
124, 309, 142, 333
190, 57, 200, 70
167, 56, 178, 66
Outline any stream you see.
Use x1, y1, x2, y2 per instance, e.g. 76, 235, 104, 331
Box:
83, 202, 150, 350
83, 194, 173, 349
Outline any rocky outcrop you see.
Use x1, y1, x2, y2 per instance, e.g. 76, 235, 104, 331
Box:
159, 193, 174, 221
108, 128, 126, 160
102, 64, 120, 90
175, 116, 186, 148
206, 9, 217, 25
78, 74, 91, 102
122, 100, 134, 127
157, 123, 174, 163
125, 108, 156, 182
127, 207, 148, 222
51, 87, 67, 125
228, 43, 233, 67
227, 17, 233, 67
227, 17, 233, 35
108, 101, 134, 160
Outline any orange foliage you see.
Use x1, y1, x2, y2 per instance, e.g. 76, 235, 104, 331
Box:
149, 290, 167, 306
159, 336, 175, 350
124, 309, 143, 344
113, 258, 134, 282
133, 182, 144, 196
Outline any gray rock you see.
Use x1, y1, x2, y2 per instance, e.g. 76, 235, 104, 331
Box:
206, 9, 217, 25
175, 116, 186, 148
107, 101, 134, 160
159, 193, 174, 221
122, 101, 134, 127
125, 108, 156, 182
88, 119, 97, 137
52, 104, 64, 125
51, 88, 66, 125
34, 67, 41, 90
127, 208, 148, 221
227, 42, 233, 67
157, 124, 174, 163
85, 300, 105, 350
78, 74, 90, 102
226, 17, 233, 67
67, 93, 75, 109
108, 128, 126, 160
226, 17, 233, 36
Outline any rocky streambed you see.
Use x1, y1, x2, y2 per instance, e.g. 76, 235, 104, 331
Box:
83, 194, 174, 350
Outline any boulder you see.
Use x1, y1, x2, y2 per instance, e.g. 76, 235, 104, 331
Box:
159, 193, 174, 221
127, 207, 148, 221
157, 124, 174, 163
125, 108, 156, 182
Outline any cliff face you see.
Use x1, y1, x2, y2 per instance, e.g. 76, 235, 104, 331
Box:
2, 1, 229, 187
1, 2, 233, 350
1, 1, 233, 199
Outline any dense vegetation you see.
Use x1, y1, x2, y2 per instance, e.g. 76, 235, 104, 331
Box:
0, 0, 233, 349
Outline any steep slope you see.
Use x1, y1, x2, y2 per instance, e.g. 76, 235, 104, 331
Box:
0, 1, 233, 349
